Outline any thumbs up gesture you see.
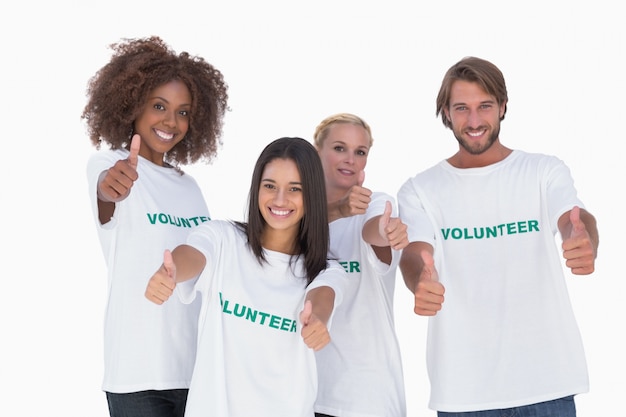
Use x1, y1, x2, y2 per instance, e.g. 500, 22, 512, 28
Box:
413, 250, 445, 316
378, 201, 409, 251
299, 300, 331, 351
97, 134, 141, 202
336, 170, 372, 218
145, 249, 178, 305
562, 206, 596, 275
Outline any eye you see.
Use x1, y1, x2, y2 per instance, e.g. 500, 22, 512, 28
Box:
289, 186, 302, 192
357, 149, 367, 156
262, 182, 276, 190
333, 146, 345, 152
480, 104, 493, 110
153, 103, 165, 111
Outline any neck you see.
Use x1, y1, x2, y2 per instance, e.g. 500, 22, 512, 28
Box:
261, 228, 298, 255
449, 144, 513, 168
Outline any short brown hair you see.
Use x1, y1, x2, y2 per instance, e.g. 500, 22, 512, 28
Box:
436, 57, 508, 129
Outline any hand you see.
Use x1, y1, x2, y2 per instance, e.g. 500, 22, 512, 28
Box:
378, 201, 409, 250
98, 134, 141, 202
413, 250, 445, 316
145, 249, 177, 304
299, 300, 331, 351
562, 206, 595, 275
336, 171, 371, 218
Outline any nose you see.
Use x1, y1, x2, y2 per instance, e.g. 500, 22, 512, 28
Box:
273, 188, 286, 205
163, 110, 176, 128
467, 109, 481, 128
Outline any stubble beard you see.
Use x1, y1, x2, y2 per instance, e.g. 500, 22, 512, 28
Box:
454, 123, 500, 155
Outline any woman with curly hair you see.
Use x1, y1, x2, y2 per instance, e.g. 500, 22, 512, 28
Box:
82, 36, 228, 417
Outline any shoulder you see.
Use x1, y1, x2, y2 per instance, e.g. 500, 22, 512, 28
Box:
509, 150, 569, 172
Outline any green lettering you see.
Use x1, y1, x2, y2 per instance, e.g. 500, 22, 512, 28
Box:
506, 222, 517, 234
269, 315, 280, 329
517, 221, 528, 233
280, 318, 292, 331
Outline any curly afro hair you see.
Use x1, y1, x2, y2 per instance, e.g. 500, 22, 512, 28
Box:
82, 36, 229, 165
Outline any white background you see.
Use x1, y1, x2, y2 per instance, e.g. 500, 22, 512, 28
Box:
1, 1, 622, 415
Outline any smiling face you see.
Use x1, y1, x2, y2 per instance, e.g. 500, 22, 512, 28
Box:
316, 122, 370, 200
258, 158, 305, 250
444, 80, 507, 166
133, 79, 191, 165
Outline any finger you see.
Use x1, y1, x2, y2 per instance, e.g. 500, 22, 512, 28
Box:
379, 201, 392, 241
382, 201, 392, 227
357, 170, 365, 187
420, 250, 437, 282
163, 249, 176, 281
128, 134, 141, 169
299, 299, 313, 325
569, 206, 585, 238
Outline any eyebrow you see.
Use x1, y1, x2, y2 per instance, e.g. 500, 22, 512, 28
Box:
330, 139, 368, 149
149, 95, 191, 107
261, 178, 303, 185
452, 99, 496, 107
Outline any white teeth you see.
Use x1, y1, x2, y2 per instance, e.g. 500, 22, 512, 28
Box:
155, 129, 174, 140
271, 209, 290, 216
468, 130, 485, 137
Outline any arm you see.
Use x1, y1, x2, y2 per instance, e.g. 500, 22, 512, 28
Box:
300, 286, 336, 351
145, 245, 207, 305
399, 241, 445, 316
558, 206, 599, 275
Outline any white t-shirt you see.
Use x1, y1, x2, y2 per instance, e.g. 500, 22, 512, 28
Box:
87, 149, 208, 393
398, 150, 589, 412
315, 192, 407, 417
177, 220, 348, 417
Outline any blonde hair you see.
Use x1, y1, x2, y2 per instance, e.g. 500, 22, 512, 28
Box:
313, 113, 374, 148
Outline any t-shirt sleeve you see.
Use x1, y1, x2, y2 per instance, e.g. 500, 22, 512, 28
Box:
307, 260, 348, 308
544, 156, 585, 230
176, 222, 222, 304
397, 178, 436, 246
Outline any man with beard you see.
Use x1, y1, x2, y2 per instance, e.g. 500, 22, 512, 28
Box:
397, 56, 599, 417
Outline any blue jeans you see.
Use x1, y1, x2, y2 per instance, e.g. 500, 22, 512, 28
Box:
438, 395, 576, 417
106, 389, 188, 417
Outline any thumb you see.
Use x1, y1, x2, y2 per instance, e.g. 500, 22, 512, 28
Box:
379, 200, 392, 231
569, 206, 585, 239
420, 250, 437, 282
357, 170, 365, 187
300, 299, 313, 326
128, 134, 141, 169
163, 249, 176, 281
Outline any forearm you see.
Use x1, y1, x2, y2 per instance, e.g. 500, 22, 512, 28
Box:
361, 216, 385, 246
171, 244, 206, 282
305, 286, 335, 325
326, 200, 344, 223
399, 241, 433, 293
